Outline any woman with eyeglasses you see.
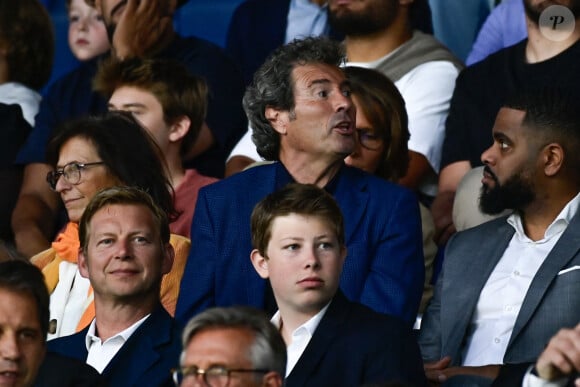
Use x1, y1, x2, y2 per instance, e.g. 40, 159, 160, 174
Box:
31, 111, 190, 339
344, 66, 437, 314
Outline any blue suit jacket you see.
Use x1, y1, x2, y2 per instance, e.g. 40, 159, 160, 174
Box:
286, 290, 427, 387
419, 210, 580, 366
176, 163, 424, 325
48, 305, 181, 387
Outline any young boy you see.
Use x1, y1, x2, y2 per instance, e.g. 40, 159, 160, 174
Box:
250, 183, 427, 387
67, 0, 109, 61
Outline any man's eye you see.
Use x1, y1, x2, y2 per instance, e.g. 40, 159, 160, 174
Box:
498, 140, 509, 149
134, 236, 149, 244
342, 89, 351, 97
98, 238, 113, 246
69, 15, 80, 23
284, 244, 300, 251
318, 90, 328, 98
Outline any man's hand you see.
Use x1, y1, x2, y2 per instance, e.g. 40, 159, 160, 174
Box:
536, 324, 580, 382
111, 0, 175, 59
425, 357, 500, 385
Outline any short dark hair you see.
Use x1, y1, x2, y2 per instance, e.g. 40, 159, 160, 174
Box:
0, 0, 54, 90
503, 88, 580, 175
79, 186, 170, 253
182, 306, 287, 378
251, 183, 345, 256
94, 57, 208, 158
0, 260, 49, 341
345, 66, 410, 181
46, 111, 178, 222
243, 37, 345, 161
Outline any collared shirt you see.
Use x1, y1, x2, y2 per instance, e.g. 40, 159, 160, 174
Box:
462, 193, 580, 366
285, 0, 329, 44
271, 302, 331, 376
85, 314, 151, 373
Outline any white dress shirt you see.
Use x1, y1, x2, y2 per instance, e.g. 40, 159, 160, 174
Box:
271, 303, 330, 376
522, 365, 570, 387
85, 313, 150, 373
285, 0, 329, 44
462, 193, 580, 366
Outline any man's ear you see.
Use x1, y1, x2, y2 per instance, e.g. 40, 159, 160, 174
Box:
250, 249, 269, 279
162, 243, 175, 275
262, 371, 284, 387
542, 143, 564, 177
169, 115, 191, 143
265, 106, 289, 135
78, 248, 90, 279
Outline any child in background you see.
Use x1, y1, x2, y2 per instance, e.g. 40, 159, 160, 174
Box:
66, 0, 109, 61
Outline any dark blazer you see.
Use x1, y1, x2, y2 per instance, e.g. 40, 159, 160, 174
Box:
35, 352, 104, 387
419, 210, 580, 366
48, 305, 181, 387
176, 162, 425, 326
286, 291, 427, 387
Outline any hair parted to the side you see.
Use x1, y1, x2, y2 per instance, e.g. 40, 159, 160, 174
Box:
251, 183, 345, 256
79, 186, 170, 254
181, 306, 287, 379
243, 37, 346, 161
0, 260, 49, 341
0, 0, 54, 90
345, 66, 410, 181
94, 57, 208, 157
503, 88, 580, 175
46, 111, 178, 222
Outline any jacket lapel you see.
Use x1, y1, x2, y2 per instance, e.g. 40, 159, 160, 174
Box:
442, 218, 515, 362
286, 291, 349, 386
333, 167, 369, 245
509, 211, 580, 346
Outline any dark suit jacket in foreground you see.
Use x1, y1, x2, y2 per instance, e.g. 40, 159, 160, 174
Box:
47, 305, 180, 387
419, 210, 580, 366
35, 352, 104, 387
175, 163, 424, 326
286, 291, 427, 387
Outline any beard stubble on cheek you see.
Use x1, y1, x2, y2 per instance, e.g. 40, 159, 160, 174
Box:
479, 168, 536, 215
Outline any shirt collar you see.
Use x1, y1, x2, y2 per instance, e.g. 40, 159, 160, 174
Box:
85, 313, 151, 350
270, 301, 331, 338
507, 192, 580, 242
274, 162, 342, 195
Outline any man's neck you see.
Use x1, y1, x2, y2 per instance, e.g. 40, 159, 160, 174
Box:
280, 152, 343, 187
165, 150, 186, 189
521, 190, 577, 241
525, 18, 580, 63
93, 296, 157, 342
345, 18, 412, 62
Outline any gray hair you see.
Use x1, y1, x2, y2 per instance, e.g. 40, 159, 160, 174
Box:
242, 37, 345, 161
181, 306, 287, 379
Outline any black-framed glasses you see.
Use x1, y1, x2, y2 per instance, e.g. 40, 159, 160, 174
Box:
46, 161, 105, 191
171, 365, 270, 387
355, 128, 383, 150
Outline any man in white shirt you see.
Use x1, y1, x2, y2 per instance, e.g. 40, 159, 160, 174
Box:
176, 306, 286, 387
418, 89, 580, 386
249, 183, 426, 387
46, 186, 182, 386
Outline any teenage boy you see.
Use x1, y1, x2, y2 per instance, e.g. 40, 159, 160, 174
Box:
249, 183, 426, 387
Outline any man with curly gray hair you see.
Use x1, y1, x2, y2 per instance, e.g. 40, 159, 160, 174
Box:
176, 37, 424, 329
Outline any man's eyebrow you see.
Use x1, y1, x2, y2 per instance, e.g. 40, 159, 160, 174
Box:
308, 79, 332, 87
109, 102, 145, 109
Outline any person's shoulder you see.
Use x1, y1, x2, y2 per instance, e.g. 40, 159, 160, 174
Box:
342, 165, 416, 198
202, 162, 275, 193
35, 352, 104, 387
462, 38, 526, 77
44, 57, 101, 95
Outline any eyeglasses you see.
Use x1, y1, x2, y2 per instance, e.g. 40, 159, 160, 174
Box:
171, 365, 270, 387
46, 161, 105, 191
355, 129, 383, 150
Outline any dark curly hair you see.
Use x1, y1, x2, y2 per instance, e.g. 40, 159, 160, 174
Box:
0, 0, 54, 90
243, 37, 345, 161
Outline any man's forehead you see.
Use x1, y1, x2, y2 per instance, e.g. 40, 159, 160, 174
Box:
291, 63, 345, 84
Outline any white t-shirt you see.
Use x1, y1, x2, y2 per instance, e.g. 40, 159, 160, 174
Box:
0, 82, 41, 126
